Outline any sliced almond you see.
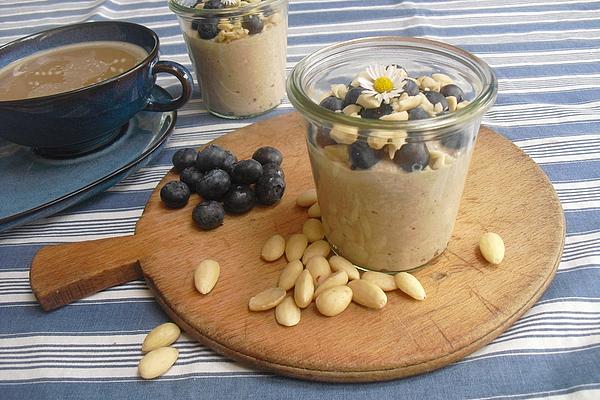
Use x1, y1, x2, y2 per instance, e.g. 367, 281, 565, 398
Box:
315, 285, 353, 317
285, 233, 308, 261
278, 260, 304, 291
361, 271, 397, 292
138, 347, 179, 380
294, 270, 314, 308
328, 255, 360, 280
331, 84, 348, 99
330, 124, 359, 144
393, 95, 422, 112
432, 73, 454, 86
446, 95, 458, 112
302, 240, 331, 264
303, 218, 325, 242
296, 189, 317, 207
479, 232, 505, 264
356, 93, 381, 109
342, 104, 362, 116
261, 234, 285, 262
305, 256, 331, 285
307, 202, 321, 218
347, 279, 387, 309
379, 111, 409, 121
142, 323, 181, 353
275, 296, 301, 327
394, 272, 426, 300
314, 271, 349, 298
194, 259, 220, 295
249, 287, 286, 311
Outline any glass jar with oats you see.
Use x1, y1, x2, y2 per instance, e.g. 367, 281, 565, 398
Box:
287, 37, 497, 272
169, 0, 288, 119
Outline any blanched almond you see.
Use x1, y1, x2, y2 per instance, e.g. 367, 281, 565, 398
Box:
315, 286, 353, 317
314, 271, 348, 298
194, 259, 220, 295
361, 271, 397, 292
249, 287, 286, 311
142, 323, 181, 353
285, 233, 308, 261
275, 296, 301, 327
278, 260, 304, 291
307, 202, 321, 218
347, 279, 387, 309
479, 232, 505, 264
294, 270, 314, 308
296, 189, 318, 207
138, 347, 178, 380
261, 234, 285, 262
302, 240, 331, 264
305, 256, 331, 285
328, 255, 360, 280
394, 272, 426, 301
303, 218, 325, 242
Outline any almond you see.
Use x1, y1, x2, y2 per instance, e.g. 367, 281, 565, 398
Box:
278, 260, 304, 291
361, 271, 397, 292
315, 286, 353, 317
294, 270, 314, 308
249, 287, 286, 311
275, 296, 301, 327
142, 323, 181, 353
285, 233, 308, 261
328, 255, 360, 280
138, 347, 178, 380
261, 234, 285, 262
479, 232, 505, 264
194, 259, 220, 295
394, 272, 426, 301
296, 189, 317, 207
347, 280, 387, 309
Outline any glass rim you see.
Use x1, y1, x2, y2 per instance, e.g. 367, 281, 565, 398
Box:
286, 36, 498, 137
168, 0, 287, 18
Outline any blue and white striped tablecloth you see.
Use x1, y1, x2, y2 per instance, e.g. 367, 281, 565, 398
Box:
1, 1, 599, 399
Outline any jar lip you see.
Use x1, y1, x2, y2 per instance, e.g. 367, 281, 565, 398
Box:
287, 36, 498, 137
168, 0, 286, 17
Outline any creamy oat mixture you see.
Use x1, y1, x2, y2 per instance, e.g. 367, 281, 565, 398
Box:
308, 64, 473, 271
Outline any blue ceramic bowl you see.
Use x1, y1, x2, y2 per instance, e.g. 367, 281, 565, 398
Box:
0, 21, 193, 157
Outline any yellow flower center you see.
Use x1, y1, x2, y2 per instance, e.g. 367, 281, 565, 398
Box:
372, 76, 394, 93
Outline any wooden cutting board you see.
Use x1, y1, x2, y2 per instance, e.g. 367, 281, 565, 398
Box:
30, 112, 564, 382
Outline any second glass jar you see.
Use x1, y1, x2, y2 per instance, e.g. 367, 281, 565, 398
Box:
169, 0, 288, 119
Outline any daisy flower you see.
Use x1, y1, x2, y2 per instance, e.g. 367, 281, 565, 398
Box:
358, 64, 405, 104
221, 0, 239, 6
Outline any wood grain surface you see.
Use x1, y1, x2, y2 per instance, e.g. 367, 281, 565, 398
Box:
30, 112, 564, 382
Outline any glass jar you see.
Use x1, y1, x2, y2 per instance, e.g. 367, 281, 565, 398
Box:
287, 37, 497, 272
169, 0, 288, 119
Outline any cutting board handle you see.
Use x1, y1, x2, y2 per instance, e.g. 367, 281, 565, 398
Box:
30, 235, 143, 311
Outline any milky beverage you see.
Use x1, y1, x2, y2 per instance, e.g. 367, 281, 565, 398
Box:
0, 41, 147, 101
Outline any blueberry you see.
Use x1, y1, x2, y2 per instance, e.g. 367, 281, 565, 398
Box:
403, 79, 419, 96
197, 144, 231, 172
223, 185, 256, 214
342, 87, 365, 108
196, 169, 231, 200
348, 141, 380, 170
315, 127, 336, 148
160, 181, 191, 208
197, 18, 219, 40
191, 20, 199, 30
441, 130, 468, 150
409, 107, 430, 120
180, 167, 203, 193
172, 148, 198, 172
231, 159, 263, 184
319, 96, 343, 112
203, 0, 224, 9
440, 84, 465, 103
222, 149, 237, 175
424, 91, 449, 112
393, 142, 430, 172
192, 200, 225, 230
252, 146, 283, 166
261, 162, 284, 179
255, 174, 285, 205
243, 15, 263, 34
359, 103, 393, 119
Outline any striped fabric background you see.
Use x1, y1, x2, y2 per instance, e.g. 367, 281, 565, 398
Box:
1, 0, 600, 399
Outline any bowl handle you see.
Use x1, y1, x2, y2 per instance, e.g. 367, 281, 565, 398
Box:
145, 60, 194, 112
30, 235, 143, 311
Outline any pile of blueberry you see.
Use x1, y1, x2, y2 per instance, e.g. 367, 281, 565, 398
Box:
191, 0, 266, 40
160, 145, 285, 230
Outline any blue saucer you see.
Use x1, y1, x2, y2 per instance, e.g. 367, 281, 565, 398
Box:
0, 85, 176, 233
